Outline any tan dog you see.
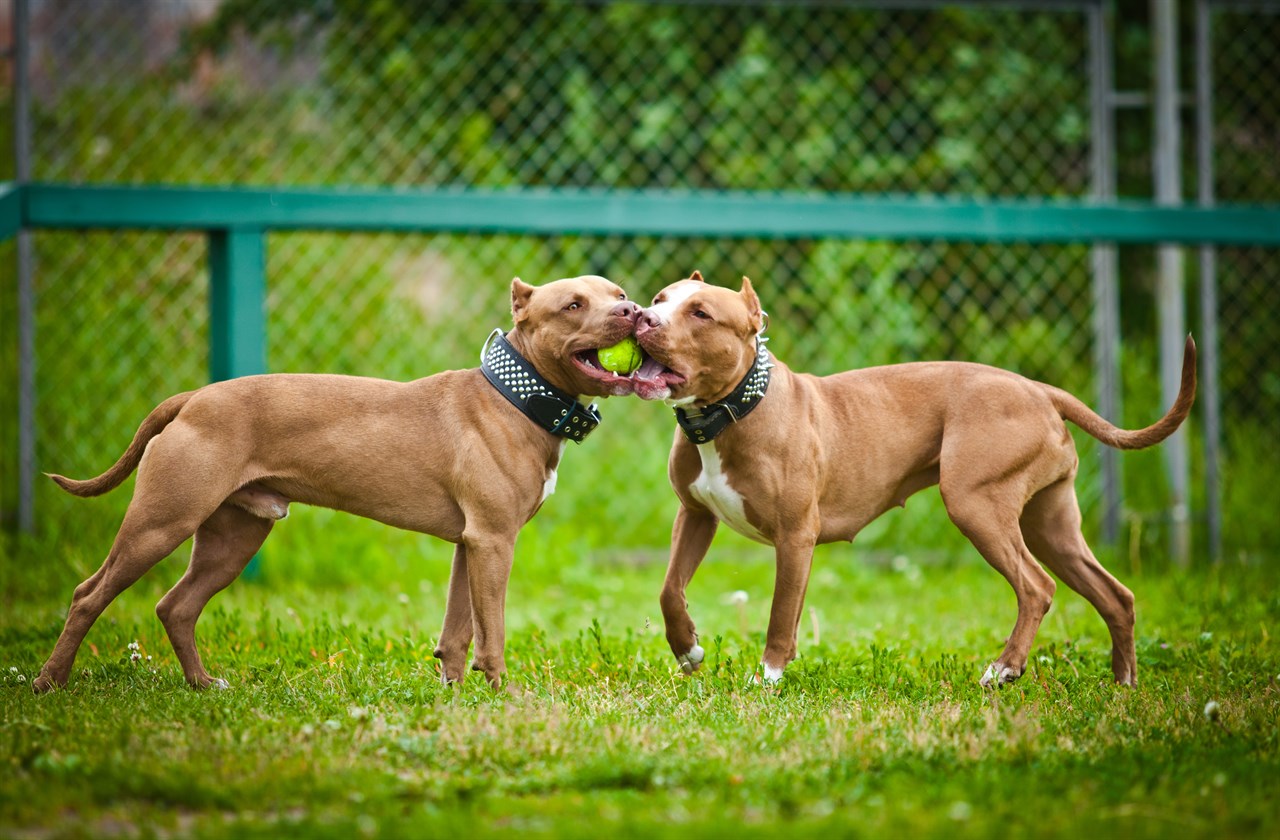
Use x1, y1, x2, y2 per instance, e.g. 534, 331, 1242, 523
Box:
632, 272, 1195, 687
34, 275, 641, 693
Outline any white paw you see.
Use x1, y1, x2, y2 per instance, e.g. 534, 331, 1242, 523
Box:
979, 662, 1020, 688
676, 644, 705, 674
749, 664, 785, 686
210, 678, 230, 691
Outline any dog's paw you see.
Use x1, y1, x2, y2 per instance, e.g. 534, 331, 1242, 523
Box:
980, 662, 1021, 688
676, 644, 704, 675
748, 663, 785, 686
31, 674, 60, 694
191, 675, 231, 691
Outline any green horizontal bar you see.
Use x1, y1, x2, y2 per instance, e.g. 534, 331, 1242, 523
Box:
18, 183, 1280, 245
0, 184, 22, 241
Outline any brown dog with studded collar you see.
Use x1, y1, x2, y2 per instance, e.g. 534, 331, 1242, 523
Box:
33, 275, 641, 694
631, 271, 1194, 687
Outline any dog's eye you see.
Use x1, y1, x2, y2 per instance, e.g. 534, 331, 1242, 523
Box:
564, 301, 582, 311
692, 309, 711, 320
617, 292, 627, 300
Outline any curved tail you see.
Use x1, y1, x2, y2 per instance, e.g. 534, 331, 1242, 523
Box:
1044, 335, 1196, 450
47, 391, 195, 497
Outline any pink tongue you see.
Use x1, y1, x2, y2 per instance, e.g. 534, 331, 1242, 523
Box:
633, 356, 667, 381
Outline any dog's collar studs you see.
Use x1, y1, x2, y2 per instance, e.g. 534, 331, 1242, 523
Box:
480, 329, 602, 443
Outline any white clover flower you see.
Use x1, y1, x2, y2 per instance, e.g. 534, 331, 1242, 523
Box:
1203, 700, 1221, 722
729, 590, 749, 605
398, 593, 410, 605
891, 554, 912, 573
127, 641, 140, 652
130, 652, 141, 662
8, 667, 17, 674
16, 674, 25, 683
146, 655, 153, 662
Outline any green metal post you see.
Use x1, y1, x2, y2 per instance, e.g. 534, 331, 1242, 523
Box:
208, 228, 266, 578
209, 228, 266, 381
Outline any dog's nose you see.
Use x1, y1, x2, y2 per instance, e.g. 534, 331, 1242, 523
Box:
611, 300, 641, 322
636, 309, 661, 335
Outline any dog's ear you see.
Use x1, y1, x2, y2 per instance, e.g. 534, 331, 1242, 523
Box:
511, 277, 535, 324
740, 276, 764, 333
689, 270, 705, 282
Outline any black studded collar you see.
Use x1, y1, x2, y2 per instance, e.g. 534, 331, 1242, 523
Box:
480, 330, 601, 443
674, 337, 773, 445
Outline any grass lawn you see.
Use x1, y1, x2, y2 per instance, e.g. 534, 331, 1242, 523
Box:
2, 525, 1278, 839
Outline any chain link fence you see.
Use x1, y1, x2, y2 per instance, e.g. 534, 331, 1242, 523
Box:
4, 0, 1277, 575
1207, 4, 1280, 557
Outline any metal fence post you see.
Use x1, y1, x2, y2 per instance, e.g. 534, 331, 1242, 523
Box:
1089, 0, 1122, 546
208, 228, 266, 382
1195, 0, 1222, 563
14, 0, 35, 534
1152, 0, 1191, 566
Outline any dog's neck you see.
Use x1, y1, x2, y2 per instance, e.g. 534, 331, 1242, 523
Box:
480, 330, 601, 443
673, 337, 773, 445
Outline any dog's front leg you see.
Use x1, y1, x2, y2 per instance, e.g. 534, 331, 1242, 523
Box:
759, 527, 818, 685
462, 529, 517, 691
660, 505, 718, 674
433, 544, 474, 685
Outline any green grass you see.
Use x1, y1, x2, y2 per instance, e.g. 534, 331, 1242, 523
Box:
3, 525, 1278, 839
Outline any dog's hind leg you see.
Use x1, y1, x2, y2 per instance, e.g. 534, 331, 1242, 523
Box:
1021, 479, 1136, 685
32, 501, 206, 693
34, 423, 244, 693
156, 504, 273, 689
942, 484, 1057, 688
433, 544, 474, 684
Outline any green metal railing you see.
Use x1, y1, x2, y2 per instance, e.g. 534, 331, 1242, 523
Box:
4, 181, 1279, 569
8, 181, 1279, 387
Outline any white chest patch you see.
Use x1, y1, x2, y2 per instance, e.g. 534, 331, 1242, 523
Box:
689, 443, 770, 544
541, 442, 565, 503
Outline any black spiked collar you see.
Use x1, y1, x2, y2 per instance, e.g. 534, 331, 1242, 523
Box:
674, 337, 773, 445
480, 330, 601, 443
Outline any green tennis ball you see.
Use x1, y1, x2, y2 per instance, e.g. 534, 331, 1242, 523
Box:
597, 336, 643, 375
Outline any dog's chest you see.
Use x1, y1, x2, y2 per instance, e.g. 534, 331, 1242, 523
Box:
541, 442, 565, 503
689, 443, 769, 544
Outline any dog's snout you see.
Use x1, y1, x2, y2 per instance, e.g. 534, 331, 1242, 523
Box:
612, 300, 641, 322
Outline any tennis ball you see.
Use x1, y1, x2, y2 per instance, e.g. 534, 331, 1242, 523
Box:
597, 336, 643, 375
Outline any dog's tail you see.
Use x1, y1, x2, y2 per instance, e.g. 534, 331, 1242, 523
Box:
47, 391, 195, 497
1044, 335, 1196, 451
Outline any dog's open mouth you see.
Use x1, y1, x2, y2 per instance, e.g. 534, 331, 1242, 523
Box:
572, 348, 685, 400
630, 354, 686, 401
573, 349, 639, 396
